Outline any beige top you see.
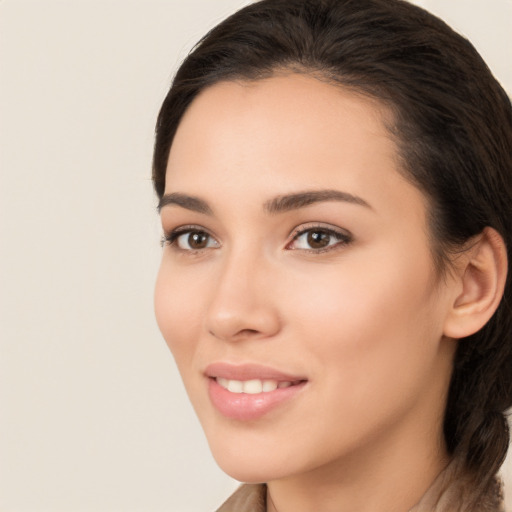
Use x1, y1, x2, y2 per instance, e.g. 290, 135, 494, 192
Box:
216, 459, 505, 512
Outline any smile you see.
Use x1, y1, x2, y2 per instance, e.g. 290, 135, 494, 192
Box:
215, 377, 297, 394
205, 363, 307, 421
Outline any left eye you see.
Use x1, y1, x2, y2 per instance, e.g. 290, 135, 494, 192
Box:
168, 229, 219, 251
288, 228, 351, 251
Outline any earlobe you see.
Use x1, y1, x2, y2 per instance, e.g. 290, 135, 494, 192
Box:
443, 227, 508, 339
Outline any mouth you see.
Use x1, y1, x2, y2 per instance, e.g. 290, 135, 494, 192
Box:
205, 363, 308, 421
214, 377, 303, 394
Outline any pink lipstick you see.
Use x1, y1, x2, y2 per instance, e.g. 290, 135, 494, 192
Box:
205, 363, 307, 421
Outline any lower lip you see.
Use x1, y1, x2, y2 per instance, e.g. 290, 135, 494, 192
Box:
208, 378, 306, 421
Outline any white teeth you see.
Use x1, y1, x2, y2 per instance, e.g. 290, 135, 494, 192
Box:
216, 378, 291, 394
227, 380, 243, 393
243, 379, 263, 394
262, 380, 278, 392
217, 377, 229, 389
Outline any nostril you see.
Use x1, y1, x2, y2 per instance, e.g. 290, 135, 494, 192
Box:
206, 301, 281, 342
209, 327, 263, 341
239, 329, 260, 336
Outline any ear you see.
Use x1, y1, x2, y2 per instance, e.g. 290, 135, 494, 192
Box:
443, 227, 508, 339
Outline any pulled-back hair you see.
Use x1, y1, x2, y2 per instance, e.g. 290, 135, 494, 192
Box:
153, 0, 512, 489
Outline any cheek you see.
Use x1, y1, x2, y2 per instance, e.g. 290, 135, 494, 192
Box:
154, 261, 203, 365
276, 250, 447, 460
286, 243, 442, 384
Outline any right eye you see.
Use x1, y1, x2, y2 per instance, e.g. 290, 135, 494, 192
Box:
164, 228, 220, 251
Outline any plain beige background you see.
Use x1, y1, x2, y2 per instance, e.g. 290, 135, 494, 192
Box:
0, 1, 510, 510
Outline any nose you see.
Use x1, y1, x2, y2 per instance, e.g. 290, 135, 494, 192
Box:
205, 251, 281, 342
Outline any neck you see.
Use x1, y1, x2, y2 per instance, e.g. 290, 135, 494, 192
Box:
266, 420, 450, 512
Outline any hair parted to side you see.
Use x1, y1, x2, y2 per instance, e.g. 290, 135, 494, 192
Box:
153, 0, 512, 489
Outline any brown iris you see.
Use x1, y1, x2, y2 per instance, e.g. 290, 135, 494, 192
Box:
188, 232, 209, 249
307, 230, 331, 249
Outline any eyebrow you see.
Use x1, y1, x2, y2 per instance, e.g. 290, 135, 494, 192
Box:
158, 192, 213, 214
264, 189, 372, 213
158, 189, 371, 215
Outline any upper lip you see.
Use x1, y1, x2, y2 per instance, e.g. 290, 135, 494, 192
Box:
204, 362, 307, 382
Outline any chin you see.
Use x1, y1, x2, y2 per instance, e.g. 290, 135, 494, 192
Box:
205, 433, 295, 484
219, 465, 270, 484
214, 456, 285, 484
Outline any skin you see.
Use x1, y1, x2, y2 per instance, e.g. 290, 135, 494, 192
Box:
154, 74, 462, 512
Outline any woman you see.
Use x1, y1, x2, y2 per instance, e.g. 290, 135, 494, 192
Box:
152, 0, 512, 510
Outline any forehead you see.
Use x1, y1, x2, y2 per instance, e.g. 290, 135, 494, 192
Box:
173, 74, 393, 147
164, 74, 426, 227
167, 74, 395, 183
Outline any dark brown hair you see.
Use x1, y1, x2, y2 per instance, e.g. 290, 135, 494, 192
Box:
153, 0, 512, 488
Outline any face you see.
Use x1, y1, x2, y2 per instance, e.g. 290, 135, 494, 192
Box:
155, 74, 457, 484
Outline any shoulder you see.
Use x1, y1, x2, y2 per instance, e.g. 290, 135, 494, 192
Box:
216, 483, 266, 512
411, 458, 505, 512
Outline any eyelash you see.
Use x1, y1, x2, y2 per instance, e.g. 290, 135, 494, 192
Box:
287, 224, 353, 253
162, 224, 353, 254
161, 225, 218, 253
